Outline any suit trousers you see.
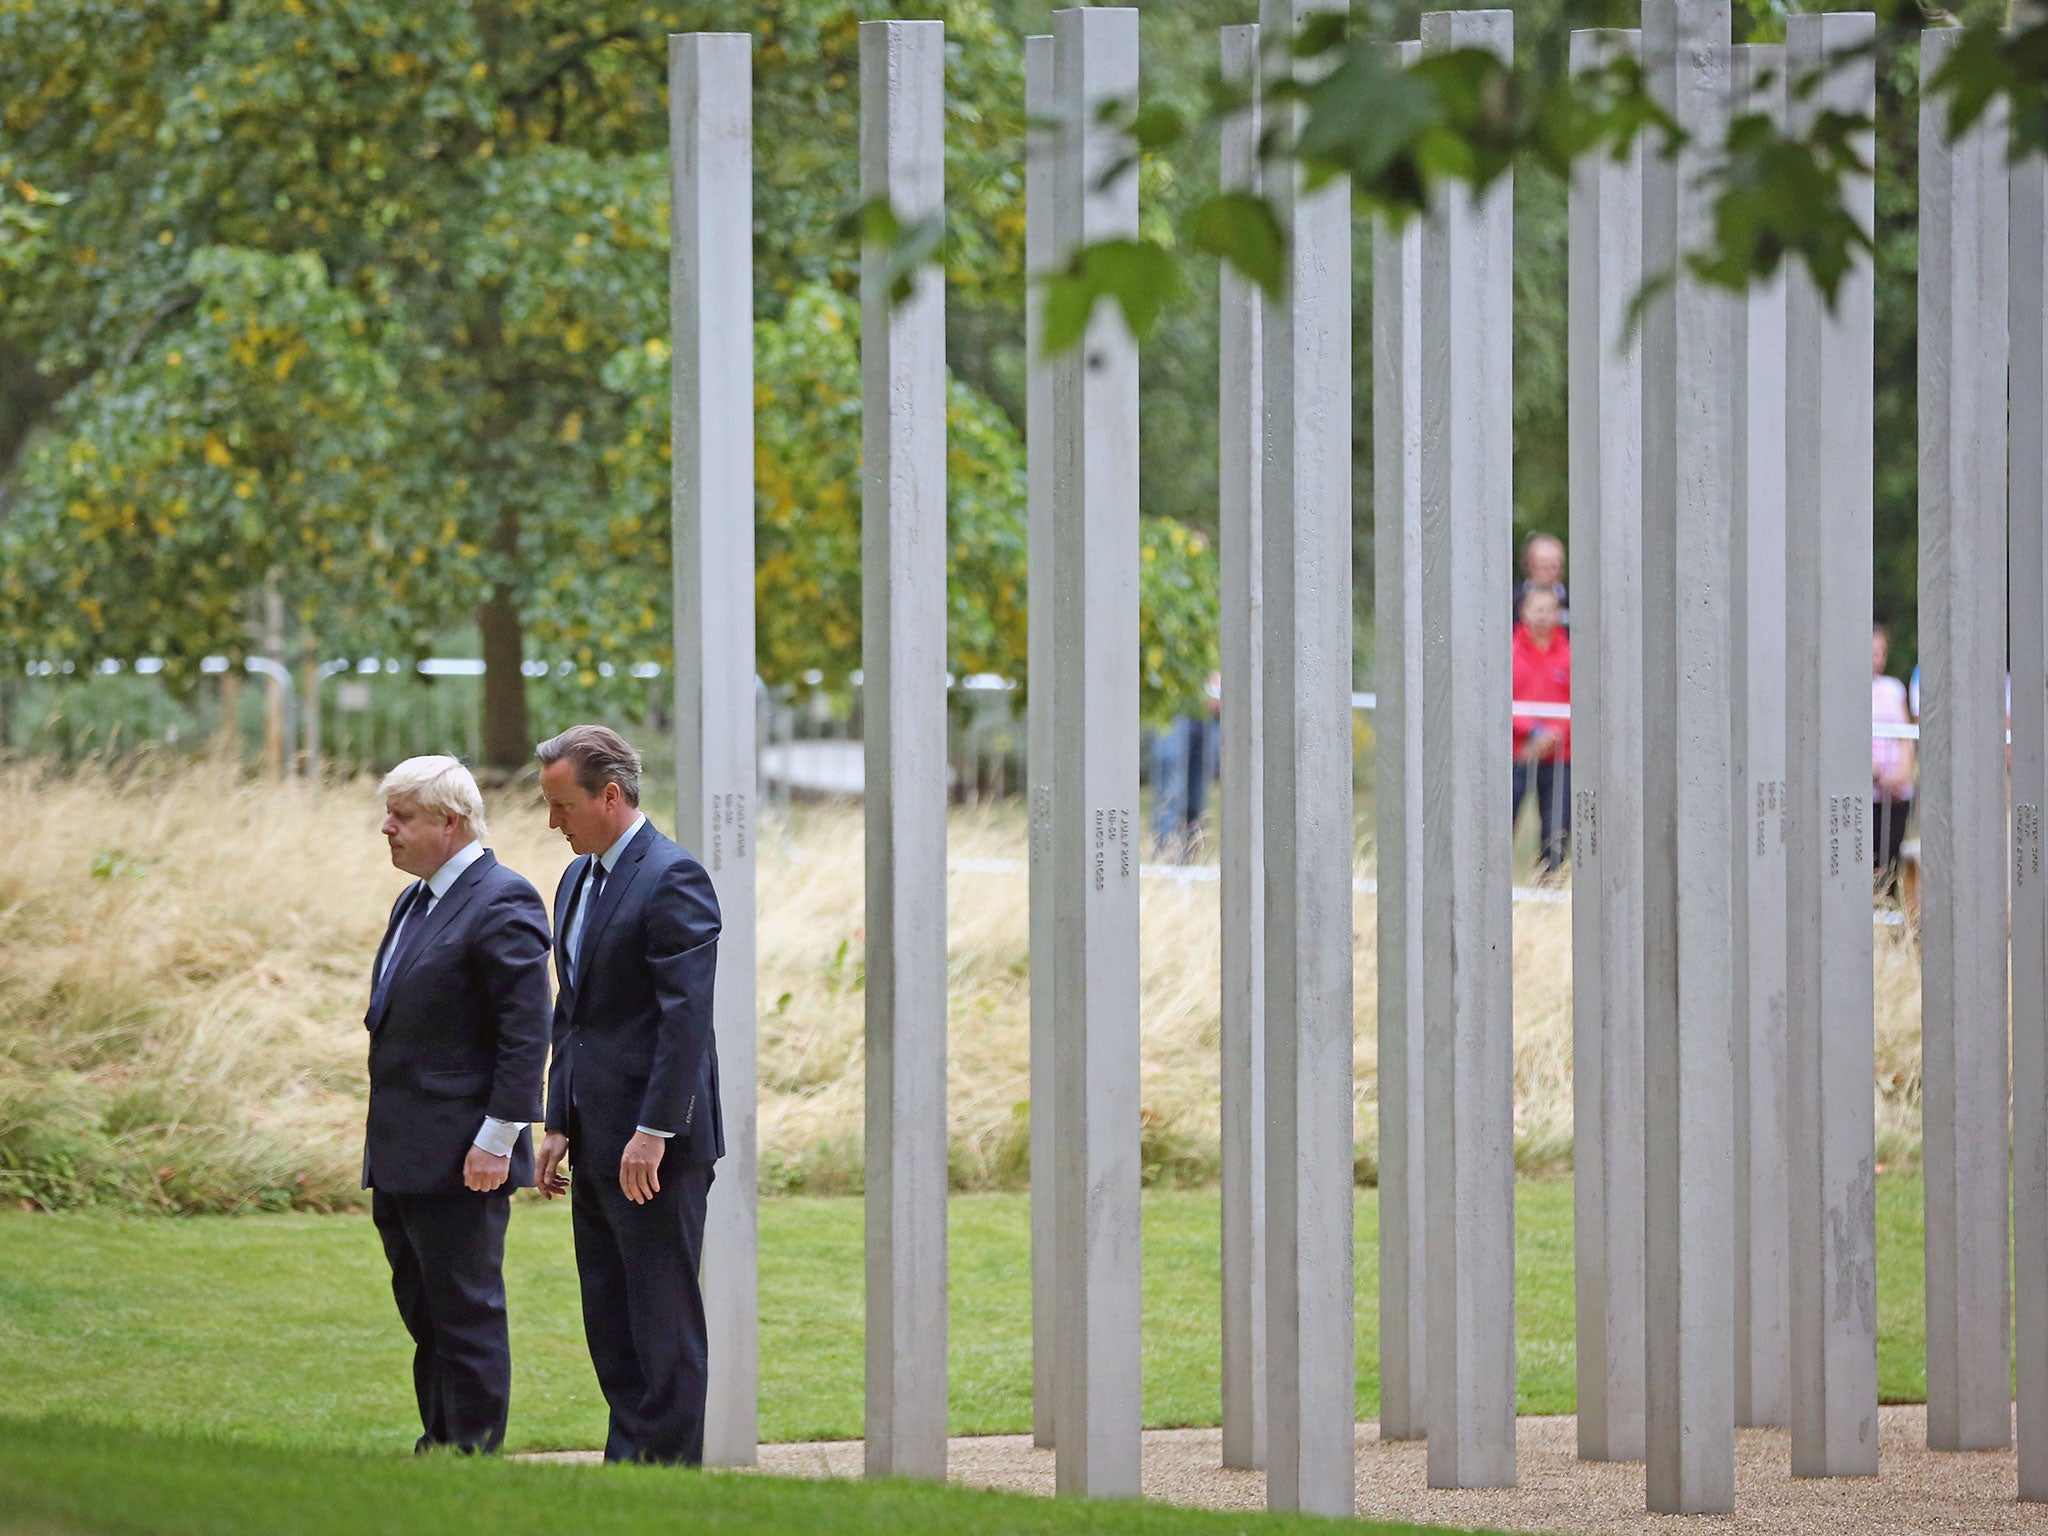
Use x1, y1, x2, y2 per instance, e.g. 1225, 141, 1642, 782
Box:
570, 1154, 715, 1464
372, 1188, 513, 1453
1512, 758, 1572, 875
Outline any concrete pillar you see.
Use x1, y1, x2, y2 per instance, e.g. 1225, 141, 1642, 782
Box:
1567, 24, 1646, 1466
1639, 0, 1736, 1513
1049, 6, 1142, 1499
1259, 0, 1355, 1517
1024, 30, 1059, 1456
1918, 21, 2012, 1456
1420, 4, 1515, 1495
668, 30, 759, 1468
1729, 41, 1790, 1435
1373, 34, 1427, 1452
1783, 10, 1878, 1479
2012, 135, 2048, 1507
860, 19, 949, 1482
1218, 21, 1267, 1476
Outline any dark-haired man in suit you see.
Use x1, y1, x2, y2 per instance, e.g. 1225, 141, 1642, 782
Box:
365, 754, 552, 1455
534, 723, 723, 1466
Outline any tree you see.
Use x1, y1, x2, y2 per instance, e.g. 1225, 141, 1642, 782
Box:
0, 0, 1224, 762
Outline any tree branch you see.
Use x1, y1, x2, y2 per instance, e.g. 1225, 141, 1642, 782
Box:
501, 29, 641, 111
114, 293, 199, 372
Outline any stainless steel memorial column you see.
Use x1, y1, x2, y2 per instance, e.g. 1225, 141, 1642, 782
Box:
669, 30, 759, 1468
860, 17, 949, 1481
1640, 0, 1736, 1512
1049, 5, 1142, 1498
1374, 34, 1428, 1452
1420, 4, 1516, 1494
1567, 24, 1646, 1466
1729, 39, 1789, 1435
1918, 21, 2013, 1457
1218, 20, 1267, 1475
1024, 29, 1059, 1456
1784, 10, 1878, 1479
1260, 0, 1355, 1516
2012, 125, 2048, 1507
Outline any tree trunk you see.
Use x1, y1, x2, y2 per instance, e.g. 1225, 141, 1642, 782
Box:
299, 637, 322, 781
479, 503, 530, 771
261, 579, 287, 778
217, 667, 243, 766
479, 591, 530, 770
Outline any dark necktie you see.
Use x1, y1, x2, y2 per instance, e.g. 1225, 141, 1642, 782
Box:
372, 881, 433, 1011
572, 861, 607, 987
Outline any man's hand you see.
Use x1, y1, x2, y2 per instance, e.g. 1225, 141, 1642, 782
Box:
620, 1130, 665, 1205
464, 1145, 511, 1192
537, 1132, 571, 1199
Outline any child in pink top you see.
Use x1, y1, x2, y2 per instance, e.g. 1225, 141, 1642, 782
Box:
1872, 623, 1915, 896
1512, 586, 1571, 876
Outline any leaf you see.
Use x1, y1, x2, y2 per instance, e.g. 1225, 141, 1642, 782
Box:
1290, 11, 1346, 61
1040, 238, 1185, 354
837, 194, 901, 248
866, 207, 946, 307
1691, 105, 1874, 306
1128, 102, 1184, 153
1924, 23, 2018, 145
1291, 37, 1442, 210
1189, 191, 1284, 297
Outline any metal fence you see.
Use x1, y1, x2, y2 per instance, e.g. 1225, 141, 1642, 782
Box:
1, 661, 1923, 893
0, 658, 1030, 807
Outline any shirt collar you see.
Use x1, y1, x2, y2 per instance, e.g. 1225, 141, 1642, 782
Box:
426, 838, 486, 899
598, 813, 647, 874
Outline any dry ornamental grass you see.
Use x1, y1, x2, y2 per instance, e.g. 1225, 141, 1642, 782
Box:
0, 760, 1928, 1213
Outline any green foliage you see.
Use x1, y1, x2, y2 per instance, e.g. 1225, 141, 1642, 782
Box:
9, 0, 2024, 730
1044, 235, 1186, 353
87, 849, 153, 880
1022, 8, 2037, 349
0, 178, 66, 276
1927, 10, 2048, 148
1188, 189, 1285, 294
0, 0, 1048, 750
1140, 517, 1219, 722
1, 244, 432, 682
596, 280, 1214, 721
1696, 106, 1875, 296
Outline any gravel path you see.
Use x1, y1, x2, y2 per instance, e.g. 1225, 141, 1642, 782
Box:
531, 1407, 2048, 1532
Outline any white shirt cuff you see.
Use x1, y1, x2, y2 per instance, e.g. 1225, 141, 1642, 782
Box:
635, 1126, 675, 1138
473, 1116, 523, 1158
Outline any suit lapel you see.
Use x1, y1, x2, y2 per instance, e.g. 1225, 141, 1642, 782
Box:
570, 827, 655, 1020
370, 853, 494, 1030
370, 887, 414, 990
366, 884, 424, 1029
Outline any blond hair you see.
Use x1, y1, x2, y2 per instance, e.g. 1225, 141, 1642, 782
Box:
379, 755, 489, 841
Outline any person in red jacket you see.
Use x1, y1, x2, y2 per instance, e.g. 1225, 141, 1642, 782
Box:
1512, 584, 1572, 876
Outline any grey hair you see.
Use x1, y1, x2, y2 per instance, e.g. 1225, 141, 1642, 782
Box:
535, 723, 643, 807
380, 755, 489, 841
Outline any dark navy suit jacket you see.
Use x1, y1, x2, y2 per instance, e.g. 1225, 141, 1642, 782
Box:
363, 850, 552, 1194
544, 822, 724, 1175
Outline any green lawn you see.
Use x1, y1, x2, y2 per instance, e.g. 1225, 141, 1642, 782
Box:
0, 1418, 1450, 1536
0, 1178, 1931, 1457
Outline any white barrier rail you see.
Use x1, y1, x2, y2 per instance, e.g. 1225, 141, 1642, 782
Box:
22, 660, 1931, 739
15, 659, 1942, 745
